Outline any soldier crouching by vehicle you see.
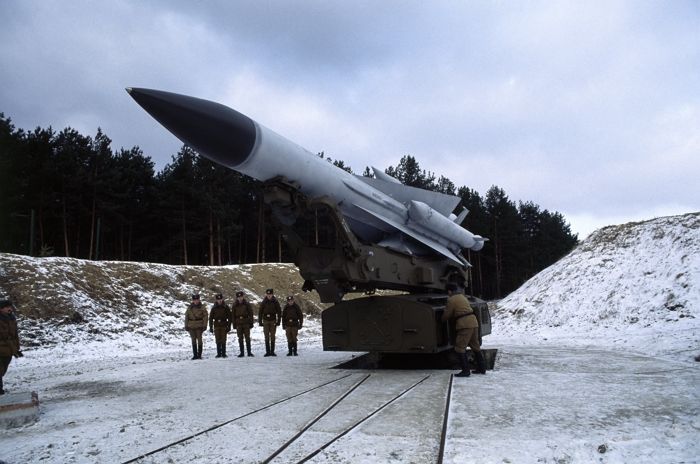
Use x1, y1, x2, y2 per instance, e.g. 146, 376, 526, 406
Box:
282, 295, 303, 356
442, 283, 486, 377
0, 299, 23, 394
232, 291, 255, 357
209, 293, 232, 358
258, 288, 281, 357
185, 293, 208, 360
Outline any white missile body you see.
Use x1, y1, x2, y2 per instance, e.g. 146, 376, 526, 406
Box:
127, 88, 486, 267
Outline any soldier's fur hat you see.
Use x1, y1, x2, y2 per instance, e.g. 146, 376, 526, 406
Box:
191, 293, 200, 300
286, 295, 294, 301
215, 293, 223, 299
0, 299, 13, 309
265, 288, 274, 295
236, 291, 244, 297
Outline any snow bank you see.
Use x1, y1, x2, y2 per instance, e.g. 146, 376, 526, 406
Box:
493, 212, 700, 360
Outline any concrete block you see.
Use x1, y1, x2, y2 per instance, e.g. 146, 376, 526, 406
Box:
0, 391, 39, 428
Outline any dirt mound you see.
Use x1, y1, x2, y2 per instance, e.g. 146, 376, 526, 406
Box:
0, 253, 328, 347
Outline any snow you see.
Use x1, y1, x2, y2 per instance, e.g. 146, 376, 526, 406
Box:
494, 213, 700, 361
1, 340, 697, 463
0, 213, 698, 463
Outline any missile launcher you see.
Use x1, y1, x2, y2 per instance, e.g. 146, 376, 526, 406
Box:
127, 88, 491, 353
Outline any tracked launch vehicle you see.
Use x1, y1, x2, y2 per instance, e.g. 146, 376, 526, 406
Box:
127, 88, 491, 354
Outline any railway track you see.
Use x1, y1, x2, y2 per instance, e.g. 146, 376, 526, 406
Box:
122, 372, 457, 463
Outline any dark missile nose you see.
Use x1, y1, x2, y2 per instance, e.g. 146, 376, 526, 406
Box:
126, 88, 256, 168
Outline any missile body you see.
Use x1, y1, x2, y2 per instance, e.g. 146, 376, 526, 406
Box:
127, 88, 485, 266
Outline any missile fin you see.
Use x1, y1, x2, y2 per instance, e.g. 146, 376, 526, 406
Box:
355, 176, 461, 216
454, 207, 469, 224
371, 167, 402, 184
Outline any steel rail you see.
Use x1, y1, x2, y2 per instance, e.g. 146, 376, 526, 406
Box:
436, 374, 454, 464
260, 373, 372, 464
294, 374, 432, 464
121, 373, 355, 464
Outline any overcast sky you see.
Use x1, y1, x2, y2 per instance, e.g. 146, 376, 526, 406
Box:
1, 0, 698, 238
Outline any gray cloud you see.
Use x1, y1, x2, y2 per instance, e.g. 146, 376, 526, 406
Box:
1, 0, 698, 238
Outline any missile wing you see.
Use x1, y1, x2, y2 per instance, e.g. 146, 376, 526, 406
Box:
355, 173, 461, 217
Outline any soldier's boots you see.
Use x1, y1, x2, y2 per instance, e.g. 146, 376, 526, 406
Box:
287, 342, 293, 356
455, 352, 471, 377
191, 342, 198, 360
264, 340, 271, 357
238, 339, 245, 357
293, 343, 298, 356
270, 340, 277, 356
0, 378, 4, 394
221, 345, 228, 358
215, 343, 222, 358
197, 346, 203, 360
471, 351, 486, 374
247, 339, 254, 356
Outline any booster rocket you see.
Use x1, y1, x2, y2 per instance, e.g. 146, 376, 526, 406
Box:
127, 88, 486, 267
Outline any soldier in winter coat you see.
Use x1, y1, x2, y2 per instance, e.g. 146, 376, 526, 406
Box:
258, 288, 281, 356
441, 283, 486, 377
209, 293, 232, 358
282, 295, 304, 356
0, 299, 22, 394
185, 294, 208, 360
232, 291, 255, 357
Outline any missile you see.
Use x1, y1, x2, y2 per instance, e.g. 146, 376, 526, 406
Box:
126, 88, 486, 266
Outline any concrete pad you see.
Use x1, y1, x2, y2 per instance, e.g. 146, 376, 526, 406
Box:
0, 391, 39, 428
333, 348, 498, 370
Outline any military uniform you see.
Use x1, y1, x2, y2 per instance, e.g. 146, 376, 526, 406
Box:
258, 290, 281, 356
0, 300, 22, 394
232, 292, 255, 357
209, 295, 232, 358
185, 296, 208, 360
442, 288, 486, 376
282, 297, 303, 356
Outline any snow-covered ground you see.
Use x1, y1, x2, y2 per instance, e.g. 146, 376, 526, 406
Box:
0, 212, 698, 463
0, 336, 697, 463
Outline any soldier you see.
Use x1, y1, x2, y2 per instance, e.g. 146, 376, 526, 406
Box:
209, 293, 232, 358
258, 288, 281, 357
232, 291, 255, 357
282, 295, 304, 356
0, 299, 23, 395
184, 293, 208, 360
441, 283, 486, 377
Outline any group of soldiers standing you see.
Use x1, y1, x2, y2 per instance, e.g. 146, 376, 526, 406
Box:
184, 288, 303, 360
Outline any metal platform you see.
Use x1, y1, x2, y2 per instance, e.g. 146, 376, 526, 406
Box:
333, 349, 498, 370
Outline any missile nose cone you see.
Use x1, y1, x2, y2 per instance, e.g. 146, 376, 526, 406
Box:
126, 88, 256, 168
